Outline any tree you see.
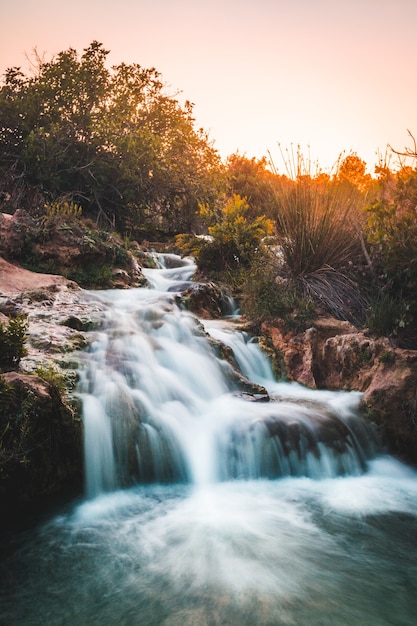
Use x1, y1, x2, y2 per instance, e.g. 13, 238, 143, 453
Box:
364, 162, 417, 344
0, 42, 221, 236
336, 154, 372, 193
226, 154, 279, 220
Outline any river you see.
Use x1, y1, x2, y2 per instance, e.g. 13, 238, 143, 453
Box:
1, 254, 416, 625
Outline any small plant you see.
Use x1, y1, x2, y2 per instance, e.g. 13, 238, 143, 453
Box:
378, 350, 395, 364
174, 233, 206, 258
366, 290, 412, 341
44, 200, 83, 219
0, 315, 28, 371
35, 364, 67, 395
241, 255, 316, 329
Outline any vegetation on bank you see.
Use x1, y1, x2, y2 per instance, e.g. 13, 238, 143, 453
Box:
1, 42, 417, 346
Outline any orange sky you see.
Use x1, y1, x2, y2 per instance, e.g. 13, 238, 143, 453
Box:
1, 0, 416, 173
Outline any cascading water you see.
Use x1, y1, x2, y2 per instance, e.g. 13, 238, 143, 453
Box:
1, 253, 417, 626
78, 253, 377, 494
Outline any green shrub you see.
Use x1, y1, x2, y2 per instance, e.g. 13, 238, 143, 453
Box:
35, 364, 67, 395
364, 166, 417, 345
67, 263, 114, 288
241, 256, 316, 330
197, 194, 274, 277
366, 291, 411, 338
0, 316, 28, 371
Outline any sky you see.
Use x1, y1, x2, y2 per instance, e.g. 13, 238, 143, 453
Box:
1, 0, 417, 173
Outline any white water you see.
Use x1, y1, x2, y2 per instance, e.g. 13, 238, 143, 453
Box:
1, 253, 416, 626
76, 254, 377, 495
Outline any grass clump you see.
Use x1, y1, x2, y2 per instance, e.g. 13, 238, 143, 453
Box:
0, 316, 28, 371
269, 156, 368, 325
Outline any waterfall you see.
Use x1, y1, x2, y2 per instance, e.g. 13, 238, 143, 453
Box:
3, 253, 417, 626
79, 253, 379, 498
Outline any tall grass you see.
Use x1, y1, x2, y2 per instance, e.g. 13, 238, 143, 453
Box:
268, 148, 369, 325
273, 179, 359, 276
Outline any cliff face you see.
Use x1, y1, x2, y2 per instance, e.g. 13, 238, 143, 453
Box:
262, 318, 417, 467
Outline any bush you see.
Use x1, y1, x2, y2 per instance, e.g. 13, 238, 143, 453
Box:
0, 316, 28, 371
241, 255, 316, 330
272, 176, 368, 325
364, 166, 417, 345
197, 194, 273, 275
174, 233, 206, 258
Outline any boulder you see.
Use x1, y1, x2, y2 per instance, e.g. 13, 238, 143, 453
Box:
0, 372, 83, 515
181, 282, 234, 318
262, 318, 417, 466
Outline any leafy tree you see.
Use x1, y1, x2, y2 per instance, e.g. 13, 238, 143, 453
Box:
0, 42, 221, 236
226, 154, 279, 220
336, 154, 372, 193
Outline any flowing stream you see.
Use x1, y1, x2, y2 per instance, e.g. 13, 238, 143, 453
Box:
1, 254, 417, 625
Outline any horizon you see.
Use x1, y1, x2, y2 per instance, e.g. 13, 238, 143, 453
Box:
2, 0, 417, 173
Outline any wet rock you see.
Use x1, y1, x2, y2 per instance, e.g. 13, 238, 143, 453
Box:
262, 318, 417, 466
181, 282, 233, 319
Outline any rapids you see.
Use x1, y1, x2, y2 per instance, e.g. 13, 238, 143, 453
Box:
1, 253, 416, 626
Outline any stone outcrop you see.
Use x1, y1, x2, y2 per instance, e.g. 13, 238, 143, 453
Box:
0, 372, 82, 513
262, 318, 417, 466
181, 282, 235, 319
0, 259, 109, 518
0, 209, 144, 289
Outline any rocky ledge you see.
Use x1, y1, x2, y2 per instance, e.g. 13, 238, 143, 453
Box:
261, 318, 417, 467
0, 258, 110, 518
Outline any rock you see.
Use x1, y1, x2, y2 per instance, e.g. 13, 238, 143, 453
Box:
0, 210, 145, 289
262, 318, 417, 466
0, 372, 83, 514
181, 282, 233, 319
0, 263, 110, 517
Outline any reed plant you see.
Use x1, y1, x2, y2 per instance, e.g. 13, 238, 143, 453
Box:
269, 148, 369, 325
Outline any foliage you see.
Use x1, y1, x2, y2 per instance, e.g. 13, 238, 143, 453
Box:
365, 291, 410, 338
0, 41, 221, 236
198, 194, 274, 275
269, 163, 369, 325
241, 255, 316, 329
225, 154, 279, 220
35, 364, 67, 395
336, 154, 372, 193
44, 200, 83, 219
364, 164, 417, 344
174, 233, 206, 259
0, 316, 28, 371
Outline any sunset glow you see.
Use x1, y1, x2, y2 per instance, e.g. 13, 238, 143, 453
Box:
1, 0, 416, 172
